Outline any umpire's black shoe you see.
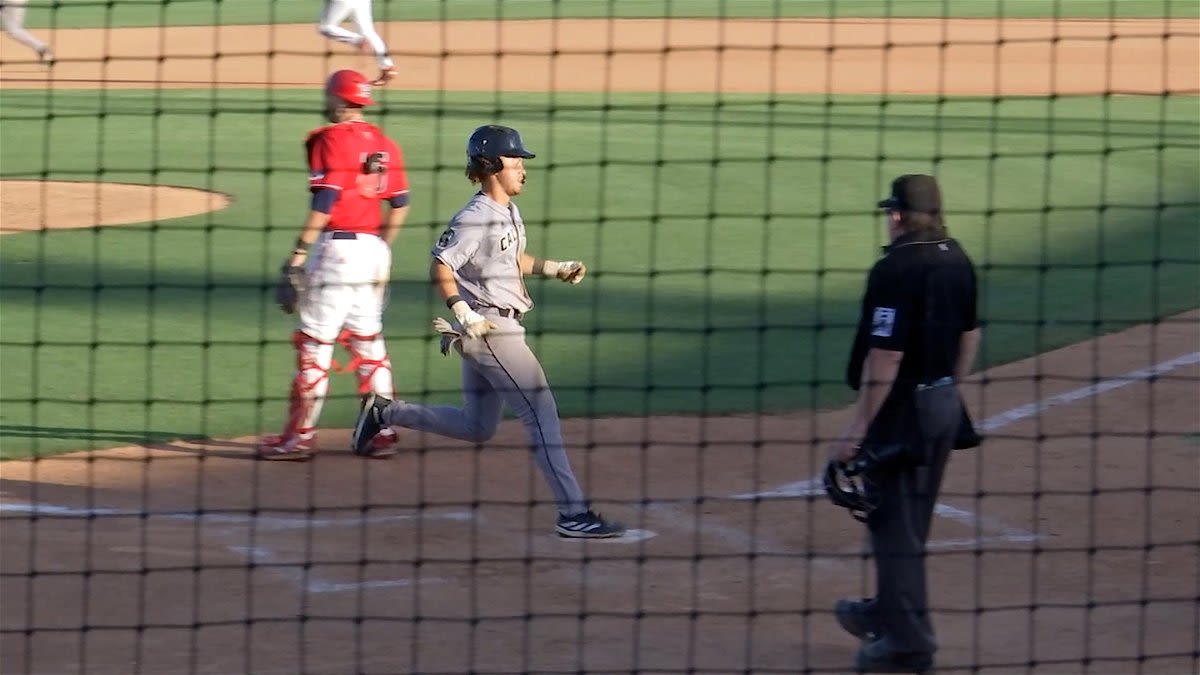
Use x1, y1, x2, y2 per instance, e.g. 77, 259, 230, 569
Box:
556, 510, 626, 539
352, 392, 390, 456
854, 638, 933, 674
835, 598, 880, 640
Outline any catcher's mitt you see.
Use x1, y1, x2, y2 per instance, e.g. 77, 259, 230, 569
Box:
275, 264, 306, 314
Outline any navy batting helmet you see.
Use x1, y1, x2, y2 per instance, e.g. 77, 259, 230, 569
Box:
467, 125, 536, 160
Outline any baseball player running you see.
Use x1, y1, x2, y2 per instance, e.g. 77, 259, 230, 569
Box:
1, 0, 53, 64
258, 69, 410, 461
317, 0, 397, 85
350, 125, 626, 539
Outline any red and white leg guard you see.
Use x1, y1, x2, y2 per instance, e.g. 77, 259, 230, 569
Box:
281, 330, 336, 439
337, 330, 394, 397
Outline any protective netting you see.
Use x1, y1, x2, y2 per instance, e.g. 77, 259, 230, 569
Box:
0, 1, 1197, 673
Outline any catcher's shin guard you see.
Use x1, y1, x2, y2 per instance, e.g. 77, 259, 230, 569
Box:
337, 330, 394, 397
282, 331, 335, 437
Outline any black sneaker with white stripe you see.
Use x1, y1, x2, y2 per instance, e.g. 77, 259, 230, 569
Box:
556, 510, 626, 539
352, 392, 389, 456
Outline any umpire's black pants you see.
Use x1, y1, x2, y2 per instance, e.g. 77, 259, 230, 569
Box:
866, 383, 962, 654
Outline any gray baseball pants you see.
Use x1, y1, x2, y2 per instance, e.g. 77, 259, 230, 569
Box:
379, 312, 588, 516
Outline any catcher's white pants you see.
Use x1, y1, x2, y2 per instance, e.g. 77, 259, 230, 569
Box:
1, 0, 49, 55
299, 230, 391, 342
285, 231, 394, 436
317, 0, 393, 69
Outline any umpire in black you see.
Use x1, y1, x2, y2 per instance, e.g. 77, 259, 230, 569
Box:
825, 175, 981, 673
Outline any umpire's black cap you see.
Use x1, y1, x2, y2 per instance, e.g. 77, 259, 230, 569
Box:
878, 174, 942, 213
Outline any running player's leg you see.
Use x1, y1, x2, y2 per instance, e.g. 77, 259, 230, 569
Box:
468, 329, 588, 516
348, 0, 394, 71
382, 360, 504, 443
1, 2, 50, 58
317, 0, 364, 46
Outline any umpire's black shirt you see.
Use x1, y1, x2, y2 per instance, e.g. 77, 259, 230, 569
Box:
846, 230, 978, 398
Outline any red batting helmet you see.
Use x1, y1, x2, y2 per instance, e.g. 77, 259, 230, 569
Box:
325, 69, 373, 106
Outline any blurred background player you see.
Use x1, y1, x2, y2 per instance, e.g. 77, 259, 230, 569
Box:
1, 0, 53, 64
259, 69, 409, 461
317, 0, 397, 85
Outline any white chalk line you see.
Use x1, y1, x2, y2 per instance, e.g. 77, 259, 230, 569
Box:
0, 502, 472, 530
728, 350, 1200, 546
226, 545, 446, 595
977, 351, 1200, 432
1, 501, 473, 594
643, 501, 842, 572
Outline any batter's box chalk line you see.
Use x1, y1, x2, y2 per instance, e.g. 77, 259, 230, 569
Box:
727, 351, 1200, 546
0, 502, 468, 595
0, 502, 473, 530
225, 545, 447, 595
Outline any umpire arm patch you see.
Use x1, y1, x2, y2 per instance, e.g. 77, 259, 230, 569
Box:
871, 307, 896, 337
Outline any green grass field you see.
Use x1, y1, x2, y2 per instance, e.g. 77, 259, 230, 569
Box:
22, 0, 1198, 29
2, 89, 1197, 457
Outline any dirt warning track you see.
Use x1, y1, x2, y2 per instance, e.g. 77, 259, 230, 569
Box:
1, 18, 1196, 95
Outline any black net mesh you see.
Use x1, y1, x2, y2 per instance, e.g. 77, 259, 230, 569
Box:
0, 1, 1197, 673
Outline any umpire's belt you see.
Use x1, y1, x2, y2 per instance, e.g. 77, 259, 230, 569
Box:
915, 376, 954, 392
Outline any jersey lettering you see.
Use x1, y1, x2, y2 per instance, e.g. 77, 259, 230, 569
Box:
498, 230, 517, 251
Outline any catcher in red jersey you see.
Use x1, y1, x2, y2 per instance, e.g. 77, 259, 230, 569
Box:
259, 69, 410, 461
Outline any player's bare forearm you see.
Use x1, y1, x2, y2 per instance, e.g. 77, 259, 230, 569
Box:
380, 205, 409, 245
852, 348, 904, 438
430, 259, 459, 302
289, 211, 331, 267
518, 252, 536, 276
955, 328, 982, 382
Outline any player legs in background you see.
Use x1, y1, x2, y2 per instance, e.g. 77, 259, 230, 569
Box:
347, 0, 397, 84
317, 0, 362, 47
1, 0, 53, 64
316, 0, 396, 85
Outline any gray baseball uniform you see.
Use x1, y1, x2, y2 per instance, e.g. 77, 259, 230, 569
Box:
378, 192, 588, 516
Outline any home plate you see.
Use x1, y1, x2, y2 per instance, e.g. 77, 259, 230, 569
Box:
560, 529, 657, 543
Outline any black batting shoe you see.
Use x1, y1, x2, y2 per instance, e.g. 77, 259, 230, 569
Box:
835, 598, 880, 641
352, 392, 390, 456
854, 638, 933, 674
556, 510, 626, 539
